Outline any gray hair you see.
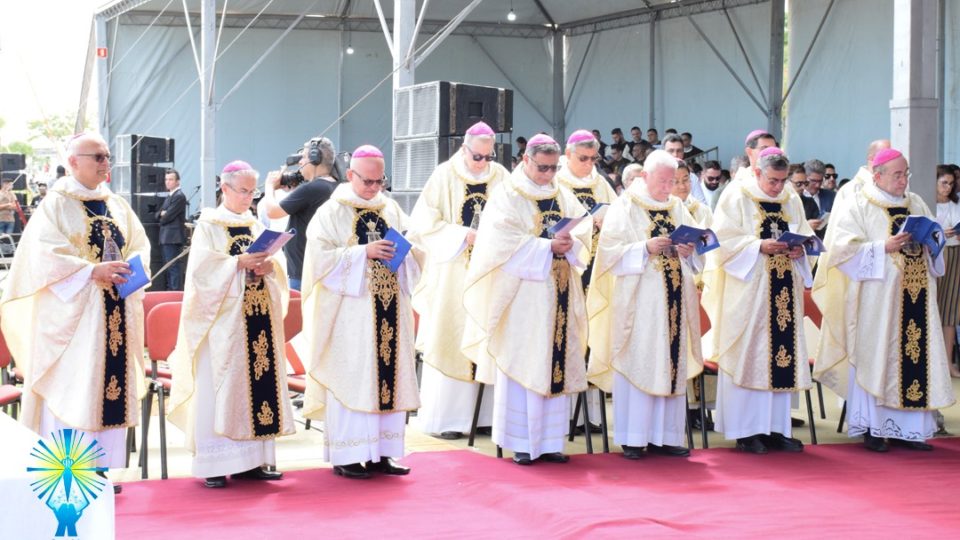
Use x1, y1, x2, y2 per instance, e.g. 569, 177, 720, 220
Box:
221, 167, 260, 185
641, 149, 679, 174
661, 133, 683, 147
306, 137, 337, 171
567, 138, 600, 152
525, 140, 561, 157
757, 153, 790, 175
464, 132, 495, 147
622, 163, 643, 187
803, 158, 826, 176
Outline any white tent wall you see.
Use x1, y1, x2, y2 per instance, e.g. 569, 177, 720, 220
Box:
783, 0, 893, 180
564, 1, 771, 169
106, 23, 340, 196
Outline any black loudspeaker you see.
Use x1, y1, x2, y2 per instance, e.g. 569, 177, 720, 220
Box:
391, 136, 512, 192
140, 222, 168, 292
0, 153, 26, 171
131, 193, 164, 222
111, 164, 168, 195
1, 171, 28, 190
115, 134, 175, 164
394, 81, 514, 139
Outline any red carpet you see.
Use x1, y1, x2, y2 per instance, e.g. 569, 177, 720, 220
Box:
117, 439, 960, 538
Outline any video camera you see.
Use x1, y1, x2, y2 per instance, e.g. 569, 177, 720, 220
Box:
279, 138, 349, 188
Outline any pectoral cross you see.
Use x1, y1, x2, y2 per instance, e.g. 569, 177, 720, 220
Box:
102, 224, 121, 262
468, 202, 482, 230
366, 220, 382, 243
546, 218, 558, 239
769, 221, 782, 240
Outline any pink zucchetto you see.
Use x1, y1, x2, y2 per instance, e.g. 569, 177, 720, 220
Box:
527, 133, 558, 147
744, 129, 769, 145
352, 145, 384, 159
758, 147, 785, 159
872, 148, 903, 168
566, 129, 595, 146
221, 160, 254, 174
466, 121, 495, 136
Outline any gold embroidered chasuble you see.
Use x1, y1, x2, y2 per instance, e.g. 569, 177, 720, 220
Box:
0, 178, 149, 432
167, 206, 295, 449
409, 157, 508, 382
301, 184, 422, 419
813, 184, 955, 410
461, 167, 592, 397
701, 181, 815, 392
587, 181, 704, 396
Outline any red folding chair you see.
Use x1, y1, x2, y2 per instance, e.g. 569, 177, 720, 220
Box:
141, 301, 181, 479
283, 297, 302, 342
0, 328, 22, 418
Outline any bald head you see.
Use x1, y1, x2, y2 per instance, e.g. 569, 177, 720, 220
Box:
866, 139, 891, 170
66, 133, 111, 189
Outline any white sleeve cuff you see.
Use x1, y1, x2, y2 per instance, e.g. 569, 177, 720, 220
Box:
613, 243, 650, 276
398, 253, 422, 297
50, 265, 94, 302
724, 241, 761, 281
321, 245, 368, 297
564, 238, 588, 270
929, 248, 946, 277
838, 241, 885, 281
793, 257, 814, 288
502, 237, 553, 281
435, 225, 470, 263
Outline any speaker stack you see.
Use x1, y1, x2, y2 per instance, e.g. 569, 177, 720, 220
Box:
391, 81, 514, 213
113, 134, 175, 290
1, 153, 28, 191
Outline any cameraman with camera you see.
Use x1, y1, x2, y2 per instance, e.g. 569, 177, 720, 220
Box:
262, 136, 338, 291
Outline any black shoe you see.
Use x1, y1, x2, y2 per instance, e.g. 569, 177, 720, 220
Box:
736, 436, 768, 454
204, 476, 227, 488
688, 410, 715, 432
648, 444, 691, 457
863, 433, 889, 453
475, 426, 493, 436
96, 471, 122, 494
366, 457, 411, 475
333, 463, 371, 479
761, 433, 804, 453
512, 452, 533, 465
621, 445, 644, 460
889, 438, 933, 451
791, 417, 806, 428
538, 452, 570, 463
575, 423, 604, 435
232, 467, 283, 480
436, 431, 463, 440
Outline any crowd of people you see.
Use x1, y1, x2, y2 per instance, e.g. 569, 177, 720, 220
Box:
1, 125, 958, 494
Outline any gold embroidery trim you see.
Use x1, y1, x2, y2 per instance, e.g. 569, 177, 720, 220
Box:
669, 304, 679, 343
252, 330, 270, 380
552, 258, 570, 294
904, 319, 922, 364
380, 380, 392, 405
553, 361, 563, 384
775, 345, 792, 369
767, 254, 792, 279
108, 306, 123, 356
243, 284, 271, 316
256, 401, 275, 426
905, 379, 924, 402
775, 287, 792, 332
105, 375, 121, 401
369, 261, 400, 310
379, 319, 395, 365
901, 254, 927, 305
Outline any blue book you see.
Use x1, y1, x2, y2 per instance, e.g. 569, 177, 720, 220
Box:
247, 228, 296, 255
384, 228, 412, 273
669, 225, 720, 255
116, 254, 150, 299
546, 204, 608, 236
777, 231, 827, 256
900, 215, 946, 259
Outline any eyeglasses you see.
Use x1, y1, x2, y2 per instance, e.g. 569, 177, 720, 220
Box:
350, 169, 388, 187
78, 153, 111, 163
222, 182, 260, 198
792, 180, 809, 187
529, 159, 559, 173
574, 153, 601, 163
808, 177, 823, 184
824, 173, 838, 179
703, 175, 722, 182
468, 149, 497, 162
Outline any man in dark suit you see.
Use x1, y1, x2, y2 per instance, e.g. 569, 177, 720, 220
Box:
155, 169, 187, 290
801, 159, 835, 238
